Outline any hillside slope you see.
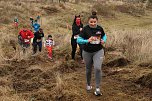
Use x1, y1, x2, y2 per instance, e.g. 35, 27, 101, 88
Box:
0, 1, 152, 101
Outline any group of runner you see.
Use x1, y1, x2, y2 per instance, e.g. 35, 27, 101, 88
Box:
16, 16, 54, 59
15, 11, 107, 96
71, 11, 107, 96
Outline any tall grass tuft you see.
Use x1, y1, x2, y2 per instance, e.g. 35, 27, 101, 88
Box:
107, 28, 152, 63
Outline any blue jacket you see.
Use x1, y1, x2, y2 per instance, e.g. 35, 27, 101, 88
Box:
77, 34, 107, 44
32, 23, 40, 32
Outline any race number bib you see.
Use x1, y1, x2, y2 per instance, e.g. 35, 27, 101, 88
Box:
37, 39, 41, 42
90, 36, 101, 44
90, 40, 100, 44
24, 39, 30, 42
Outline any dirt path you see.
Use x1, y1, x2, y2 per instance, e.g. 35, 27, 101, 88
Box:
0, 30, 151, 101
62, 54, 152, 101
0, 3, 152, 101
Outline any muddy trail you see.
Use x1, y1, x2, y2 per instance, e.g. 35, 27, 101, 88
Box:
0, 1, 152, 100
0, 17, 151, 101
0, 49, 152, 101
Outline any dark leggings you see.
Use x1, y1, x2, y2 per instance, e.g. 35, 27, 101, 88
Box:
71, 39, 83, 59
33, 41, 42, 54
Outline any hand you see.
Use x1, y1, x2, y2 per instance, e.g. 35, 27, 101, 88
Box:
88, 37, 93, 42
27, 36, 30, 38
90, 36, 96, 41
80, 28, 83, 31
101, 39, 104, 44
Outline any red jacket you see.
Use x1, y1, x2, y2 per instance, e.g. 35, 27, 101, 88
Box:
19, 29, 34, 44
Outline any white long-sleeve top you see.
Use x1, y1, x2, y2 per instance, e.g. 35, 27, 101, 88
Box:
45, 39, 55, 47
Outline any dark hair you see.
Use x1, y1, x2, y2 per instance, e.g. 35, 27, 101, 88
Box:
48, 35, 52, 38
92, 11, 97, 16
88, 11, 98, 20
88, 15, 98, 20
39, 28, 43, 31
30, 17, 33, 21
73, 15, 82, 25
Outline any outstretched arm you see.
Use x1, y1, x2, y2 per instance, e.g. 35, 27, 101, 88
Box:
102, 34, 107, 43
77, 36, 89, 44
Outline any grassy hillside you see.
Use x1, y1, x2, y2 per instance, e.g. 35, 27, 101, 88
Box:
0, 0, 152, 101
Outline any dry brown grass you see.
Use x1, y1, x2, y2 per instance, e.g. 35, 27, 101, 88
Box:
0, 0, 152, 101
106, 28, 152, 63
93, 1, 147, 17
93, 3, 115, 18
0, 86, 26, 101
0, 31, 33, 63
115, 2, 145, 16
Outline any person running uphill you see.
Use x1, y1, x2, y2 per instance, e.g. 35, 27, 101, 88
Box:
32, 28, 44, 55
71, 15, 83, 60
32, 20, 40, 33
45, 35, 55, 59
14, 17, 19, 29
18, 28, 34, 53
77, 13, 107, 96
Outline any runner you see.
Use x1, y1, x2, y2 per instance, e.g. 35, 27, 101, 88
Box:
71, 15, 83, 61
18, 28, 34, 53
32, 20, 40, 33
77, 12, 107, 96
45, 35, 55, 59
32, 28, 44, 55
14, 17, 19, 29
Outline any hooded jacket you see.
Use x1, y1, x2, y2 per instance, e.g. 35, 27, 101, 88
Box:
19, 29, 34, 44
32, 23, 40, 32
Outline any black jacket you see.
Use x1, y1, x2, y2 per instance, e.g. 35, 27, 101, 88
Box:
72, 23, 83, 40
79, 25, 105, 53
33, 31, 44, 43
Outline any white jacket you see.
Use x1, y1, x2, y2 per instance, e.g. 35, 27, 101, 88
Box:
45, 39, 55, 47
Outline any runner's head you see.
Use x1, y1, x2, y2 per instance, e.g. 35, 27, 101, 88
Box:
92, 10, 97, 16
15, 16, 18, 19
38, 28, 43, 33
22, 25, 27, 32
35, 20, 37, 23
48, 35, 52, 39
30, 17, 34, 21
73, 15, 81, 26
88, 13, 98, 28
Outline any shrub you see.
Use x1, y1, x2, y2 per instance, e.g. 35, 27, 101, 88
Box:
115, 3, 145, 16
93, 3, 115, 18
93, 2, 146, 17
41, 6, 60, 14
